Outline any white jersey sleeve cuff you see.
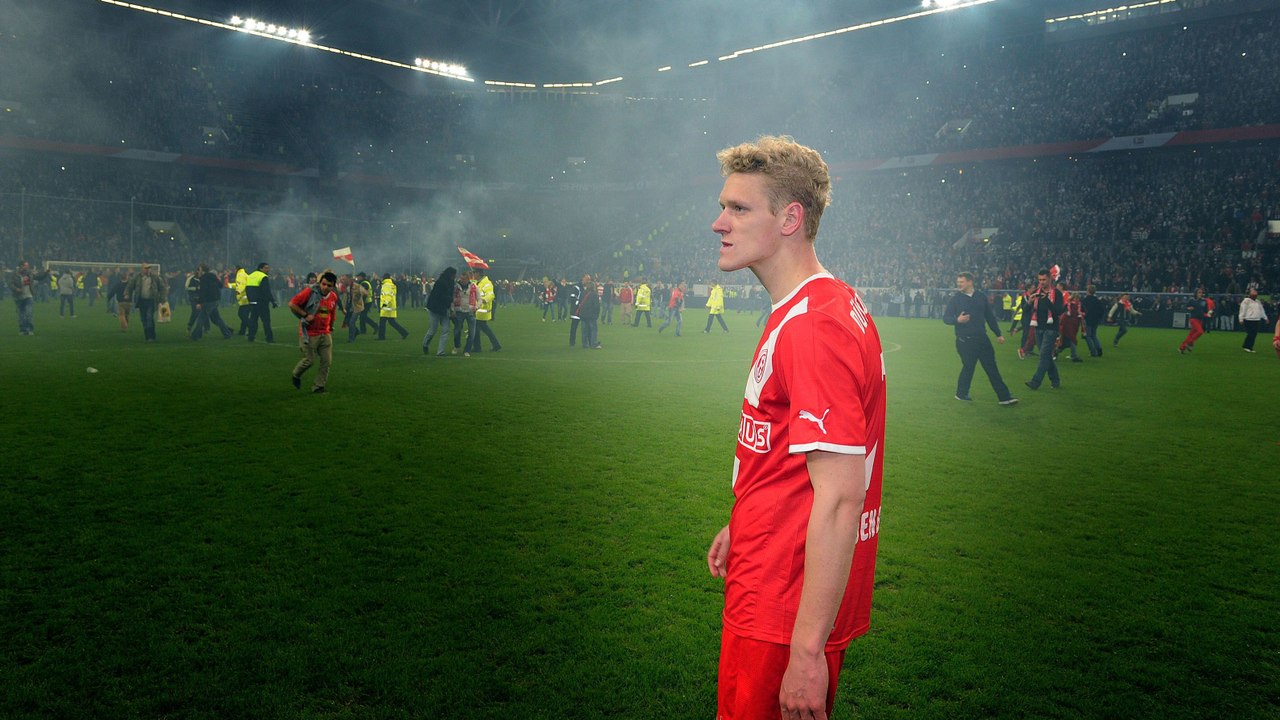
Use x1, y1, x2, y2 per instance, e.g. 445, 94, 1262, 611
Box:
790, 442, 867, 455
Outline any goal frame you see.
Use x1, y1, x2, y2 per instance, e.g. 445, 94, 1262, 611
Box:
43, 260, 163, 276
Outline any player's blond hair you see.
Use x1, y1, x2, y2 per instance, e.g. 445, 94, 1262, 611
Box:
717, 135, 831, 241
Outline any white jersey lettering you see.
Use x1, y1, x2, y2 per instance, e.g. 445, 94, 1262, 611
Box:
738, 413, 771, 453
859, 508, 881, 542
849, 292, 870, 332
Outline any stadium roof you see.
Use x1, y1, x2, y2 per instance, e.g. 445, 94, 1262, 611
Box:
83, 0, 1025, 85
66, 0, 1245, 89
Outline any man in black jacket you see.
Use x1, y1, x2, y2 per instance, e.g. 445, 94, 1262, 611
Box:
943, 272, 1018, 405
567, 275, 585, 347
1080, 285, 1105, 357
190, 264, 235, 340
245, 262, 277, 343
184, 270, 206, 336
1024, 268, 1066, 390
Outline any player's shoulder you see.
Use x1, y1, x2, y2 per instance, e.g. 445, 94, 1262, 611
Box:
784, 275, 878, 339
804, 275, 870, 316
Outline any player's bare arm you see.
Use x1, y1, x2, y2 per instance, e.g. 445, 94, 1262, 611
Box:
707, 525, 730, 579
780, 450, 867, 719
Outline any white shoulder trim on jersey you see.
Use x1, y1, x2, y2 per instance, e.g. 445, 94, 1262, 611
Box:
771, 272, 835, 312
746, 297, 809, 409
790, 441, 867, 455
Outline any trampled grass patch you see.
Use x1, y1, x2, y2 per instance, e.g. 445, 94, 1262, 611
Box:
1, 302, 1276, 719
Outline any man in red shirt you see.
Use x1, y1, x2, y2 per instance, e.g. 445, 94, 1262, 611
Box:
658, 281, 686, 336
288, 271, 338, 394
707, 136, 886, 720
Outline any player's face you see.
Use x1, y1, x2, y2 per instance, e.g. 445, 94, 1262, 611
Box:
713, 173, 785, 274
956, 275, 973, 293
319, 279, 334, 293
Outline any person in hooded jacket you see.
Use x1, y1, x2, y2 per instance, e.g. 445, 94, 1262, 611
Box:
422, 267, 458, 356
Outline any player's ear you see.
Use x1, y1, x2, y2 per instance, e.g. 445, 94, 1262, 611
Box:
780, 201, 805, 238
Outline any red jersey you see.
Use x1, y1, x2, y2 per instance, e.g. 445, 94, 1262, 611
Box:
1060, 301, 1082, 339
727, 273, 886, 651
668, 287, 685, 310
291, 286, 338, 336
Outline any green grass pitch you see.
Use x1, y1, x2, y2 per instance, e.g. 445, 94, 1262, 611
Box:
1, 301, 1277, 719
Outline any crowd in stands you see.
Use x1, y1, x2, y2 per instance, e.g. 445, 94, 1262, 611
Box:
744, 1, 1280, 162
616, 141, 1280, 297
6, 3, 1280, 178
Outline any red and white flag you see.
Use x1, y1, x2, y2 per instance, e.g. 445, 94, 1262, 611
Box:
457, 246, 489, 270
332, 247, 355, 266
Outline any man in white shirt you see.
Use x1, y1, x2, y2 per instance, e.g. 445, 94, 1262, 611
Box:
1237, 288, 1269, 353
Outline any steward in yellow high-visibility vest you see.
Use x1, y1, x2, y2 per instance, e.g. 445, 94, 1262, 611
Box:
632, 281, 653, 327
378, 276, 409, 340
468, 268, 503, 353
1009, 293, 1024, 334
233, 267, 250, 335
705, 282, 729, 333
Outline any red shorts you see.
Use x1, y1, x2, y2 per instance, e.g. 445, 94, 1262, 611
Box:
716, 627, 846, 720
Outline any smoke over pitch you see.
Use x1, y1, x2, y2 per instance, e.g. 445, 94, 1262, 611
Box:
2, 0, 977, 279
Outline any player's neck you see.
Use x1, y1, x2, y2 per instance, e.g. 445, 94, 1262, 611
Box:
753, 244, 826, 304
